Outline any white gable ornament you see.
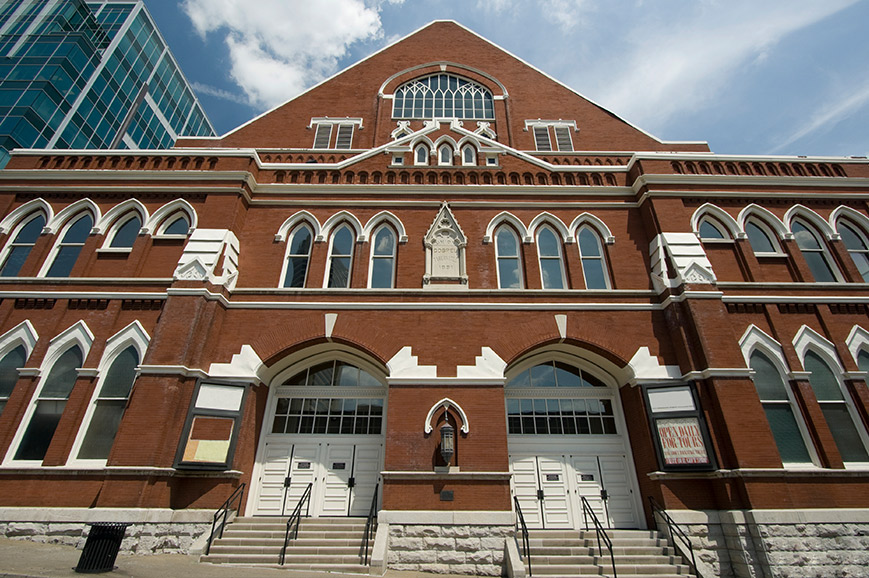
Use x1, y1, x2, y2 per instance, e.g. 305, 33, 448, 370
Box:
423, 202, 468, 289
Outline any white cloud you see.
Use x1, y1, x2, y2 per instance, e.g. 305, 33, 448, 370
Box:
190, 82, 249, 106
182, 0, 389, 109
539, 0, 591, 31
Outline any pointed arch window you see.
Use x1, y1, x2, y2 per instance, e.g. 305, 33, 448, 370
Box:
698, 218, 726, 240
537, 226, 566, 289
0, 213, 45, 277
462, 145, 476, 166
577, 227, 609, 289
326, 225, 354, 288
859, 349, 869, 373
45, 214, 93, 277
837, 221, 869, 282
748, 350, 813, 464
282, 224, 313, 288
792, 221, 839, 282
370, 225, 396, 289
415, 144, 429, 166
14, 346, 82, 461
438, 144, 453, 166
161, 215, 189, 236
745, 220, 778, 254
804, 351, 869, 462
108, 214, 141, 248
392, 74, 494, 120
0, 345, 26, 414
495, 226, 523, 289
76, 346, 139, 461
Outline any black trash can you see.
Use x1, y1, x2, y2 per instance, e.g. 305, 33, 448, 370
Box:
75, 523, 129, 573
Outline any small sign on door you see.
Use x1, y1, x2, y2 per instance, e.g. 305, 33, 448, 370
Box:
333, 462, 346, 469
545, 474, 560, 481
297, 462, 312, 470
580, 474, 595, 481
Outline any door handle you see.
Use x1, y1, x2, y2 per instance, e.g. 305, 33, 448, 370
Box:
284, 477, 292, 488
537, 489, 544, 501
348, 477, 355, 488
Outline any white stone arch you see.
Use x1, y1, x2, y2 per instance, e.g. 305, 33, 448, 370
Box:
506, 345, 622, 389
528, 212, 572, 244
830, 206, 869, 237
433, 134, 459, 150
846, 325, 869, 367
94, 199, 148, 235
0, 199, 53, 235
455, 134, 482, 150
363, 211, 408, 243
690, 203, 741, 239
792, 325, 843, 372
97, 321, 150, 375
275, 211, 322, 243
319, 211, 365, 242
266, 343, 388, 389
424, 398, 469, 434
570, 213, 615, 245
144, 199, 197, 236
484, 212, 529, 244
785, 205, 837, 240
0, 320, 39, 361
737, 204, 789, 240
409, 135, 435, 152
46, 199, 100, 235
738, 325, 790, 374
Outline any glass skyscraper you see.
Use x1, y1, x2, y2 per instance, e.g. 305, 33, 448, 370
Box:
0, 0, 214, 168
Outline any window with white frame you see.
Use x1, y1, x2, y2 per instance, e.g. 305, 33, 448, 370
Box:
369, 225, 396, 289
577, 227, 609, 289
532, 126, 551, 152
462, 145, 476, 166
438, 144, 453, 166
160, 214, 189, 236
803, 350, 869, 462
44, 214, 93, 277
748, 350, 813, 464
495, 225, 523, 289
392, 74, 494, 120
107, 214, 141, 249
0, 213, 45, 277
0, 345, 26, 414
698, 218, 727, 240
537, 226, 566, 289
792, 221, 839, 282
415, 144, 429, 166
326, 224, 354, 288
14, 346, 82, 461
76, 346, 139, 461
745, 219, 779, 254
553, 126, 573, 151
313, 124, 332, 148
334, 124, 354, 149
859, 349, 869, 373
837, 221, 869, 282
282, 224, 313, 288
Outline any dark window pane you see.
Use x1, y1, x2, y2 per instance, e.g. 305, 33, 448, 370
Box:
272, 416, 287, 433
820, 405, 869, 462
699, 221, 724, 239
530, 363, 555, 387
358, 370, 381, 387
802, 252, 836, 282
100, 347, 138, 398
109, 216, 140, 248
0, 246, 33, 277
15, 399, 65, 460
578, 228, 601, 257
77, 400, 125, 459
308, 362, 333, 386
540, 259, 564, 289
282, 369, 307, 386
41, 347, 82, 398
285, 256, 309, 287
746, 222, 775, 253
371, 258, 394, 288
0, 345, 26, 398
749, 352, 789, 401
554, 362, 581, 387
582, 259, 607, 289
763, 405, 811, 463
164, 216, 188, 235
46, 245, 83, 277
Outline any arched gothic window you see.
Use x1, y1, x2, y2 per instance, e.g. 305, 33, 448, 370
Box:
745, 220, 779, 254
326, 225, 354, 288
438, 144, 453, 166
698, 218, 727, 239
415, 144, 429, 166
0, 345, 26, 414
748, 350, 813, 464
0, 213, 45, 277
537, 226, 566, 289
44, 214, 93, 277
283, 224, 313, 288
837, 221, 869, 282
792, 221, 839, 282
462, 145, 476, 166
369, 225, 396, 288
495, 226, 522, 288
392, 74, 494, 120
577, 227, 609, 289
161, 215, 189, 236
108, 214, 141, 248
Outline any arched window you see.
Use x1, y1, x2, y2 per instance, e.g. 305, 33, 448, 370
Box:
161, 215, 189, 236
326, 225, 354, 288
577, 227, 609, 289
282, 224, 313, 288
392, 74, 494, 120
537, 226, 566, 289
438, 144, 453, 166
804, 351, 869, 462
859, 349, 869, 373
44, 214, 93, 277
495, 226, 522, 289
698, 218, 726, 239
0, 213, 45, 277
837, 221, 869, 282
14, 346, 82, 461
462, 145, 476, 166
748, 350, 813, 464
76, 346, 139, 461
369, 225, 396, 288
108, 214, 141, 248
745, 220, 778, 254
415, 144, 429, 166
792, 221, 839, 282
0, 345, 26, 414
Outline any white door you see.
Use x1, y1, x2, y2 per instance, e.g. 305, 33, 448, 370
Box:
510, 455, 543, 528
285, 443, 320, 516
254, 441, 293, 516
349, 444, 382, 516
537, 456, 573, 528
320, 444, 354, 516
570, 455, 607, 526
598, 455, 637, 528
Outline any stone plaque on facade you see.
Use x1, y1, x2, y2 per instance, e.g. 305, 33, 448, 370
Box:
424, 203, 468, 288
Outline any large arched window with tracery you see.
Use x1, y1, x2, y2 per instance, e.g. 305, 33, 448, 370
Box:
392, 74, 494, 119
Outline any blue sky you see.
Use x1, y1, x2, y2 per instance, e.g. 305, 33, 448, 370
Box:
143, 0, 869, 157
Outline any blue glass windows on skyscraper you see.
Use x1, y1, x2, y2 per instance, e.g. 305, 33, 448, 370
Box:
0, 0, 214, 168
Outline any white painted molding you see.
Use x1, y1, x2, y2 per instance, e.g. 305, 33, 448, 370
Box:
386, 346, 437, 380
846, 325, 869, 365
325, 313, 337, 339
0, 320, 39, 359
424, 398, 469, 434
690, 202, 741, 239
483, 211, 529, 244
456, 347, 506, 380
569, 213, 615, 244
207, 344, 264, 383
362, 210, 408, 243
0, 198, 53, 235
628, 347, 681, 381
792, 325, 844, 372
555, 314, 567, 339
275, 210, 321, 243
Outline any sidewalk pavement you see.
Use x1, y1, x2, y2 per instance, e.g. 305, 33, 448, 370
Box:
0, 537, 474, 578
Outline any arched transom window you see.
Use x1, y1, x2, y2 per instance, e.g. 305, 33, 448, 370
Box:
392, 74, 494, 120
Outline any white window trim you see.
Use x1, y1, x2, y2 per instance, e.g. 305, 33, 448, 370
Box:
494, 225, 524, 289
576, 226, 610, 290
553, 125, 574, 152
323, 224, 356, 289
99, 212, 143, 251
36, 212, 94, 277
309, 118, 364, 150
462, 145, 476, 166
0, 211, 47, 275
536, 225, 567, 290
280, 223, 314, 289
334, 124, 355, 149
0, 321, 38, 410
837, 220, 869, 281
532, 126, 551, 152
367, 224, 397, 289
438, 144, 453, 166
415, 144, 429, 166
745, 218, 785, 256
791, 219, 842, 282
145, 200, 197, 238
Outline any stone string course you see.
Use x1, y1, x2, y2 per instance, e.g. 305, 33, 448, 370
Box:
387, 524, 513, 576
0, 521, 210, 554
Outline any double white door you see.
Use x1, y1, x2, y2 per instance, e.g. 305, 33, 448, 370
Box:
510, 453, 638, 529
254, 439, 382, 517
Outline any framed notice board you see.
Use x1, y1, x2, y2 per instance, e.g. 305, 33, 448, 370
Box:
642, 383, 717, 472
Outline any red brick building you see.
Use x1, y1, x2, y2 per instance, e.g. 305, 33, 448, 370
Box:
0, 20, 867, 576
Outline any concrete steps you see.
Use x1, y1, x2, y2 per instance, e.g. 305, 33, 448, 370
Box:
523, 528, 695, 577
200, 516, 372, 573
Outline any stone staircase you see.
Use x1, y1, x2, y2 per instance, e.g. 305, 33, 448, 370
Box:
201, 516, 372, 573
524, 528, 695, 577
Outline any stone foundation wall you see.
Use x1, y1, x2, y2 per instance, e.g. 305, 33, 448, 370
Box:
0, 508, 212, 555
380, 510, 515, 576
663, 508, 869, 578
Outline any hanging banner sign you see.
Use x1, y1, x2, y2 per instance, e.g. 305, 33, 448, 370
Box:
655, 417, 710, 465
642, 383, 717, 472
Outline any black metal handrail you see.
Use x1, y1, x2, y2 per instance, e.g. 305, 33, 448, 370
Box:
280, 482, 313, 565
205, 482, 245, 556
512, 496, 532, 576
648, 496, 701, 577
581, 496, 617, 578
362, 482, 379, 565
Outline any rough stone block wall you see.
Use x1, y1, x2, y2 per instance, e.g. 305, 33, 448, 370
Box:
387, 523, 513, 576
0, 521, 210, 554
